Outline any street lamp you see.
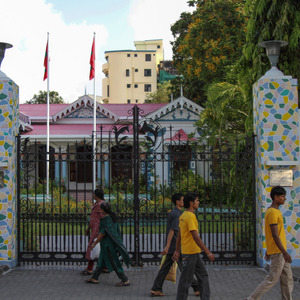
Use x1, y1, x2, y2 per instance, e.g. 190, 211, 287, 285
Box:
0, 42, 13, 78
0, 42, 13, 70
258, 40, 288, 78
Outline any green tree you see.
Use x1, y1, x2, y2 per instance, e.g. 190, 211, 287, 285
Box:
197, 0, 300, 140
209, 0, 300, 140
243, 0, 300, 81
171, 0, 247, 105
26, 91, 64, 104
145, 81, 172, 103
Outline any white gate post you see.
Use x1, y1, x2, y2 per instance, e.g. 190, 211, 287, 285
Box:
0, 43, 19, 268
254, 41, 300, 267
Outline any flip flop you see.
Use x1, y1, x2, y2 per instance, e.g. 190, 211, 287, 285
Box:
80, 270, 93, 275
115, 280, 131, 287
150, 290, 166, 297
85, 279, 99, 284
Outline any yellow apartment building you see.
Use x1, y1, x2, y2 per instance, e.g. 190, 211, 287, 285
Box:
102, 39, 164, 104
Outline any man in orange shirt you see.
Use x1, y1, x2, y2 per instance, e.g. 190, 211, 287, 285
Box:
173, 192, 215, 300
246, 186, 294, 299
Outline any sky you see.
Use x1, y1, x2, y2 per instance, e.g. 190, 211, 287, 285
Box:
0, 0, 194, 104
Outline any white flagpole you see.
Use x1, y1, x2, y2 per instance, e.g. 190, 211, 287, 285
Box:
46, 32, 50, 200
93, 32, 96, 190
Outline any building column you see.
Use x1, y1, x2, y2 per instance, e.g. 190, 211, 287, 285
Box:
61, 153, 67, 180
104, 160, 109, 186
97, 160, 101, 187
55, 159, 60, 182
254, 74, 300, 267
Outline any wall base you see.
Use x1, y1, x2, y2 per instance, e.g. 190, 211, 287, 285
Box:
0, 259, 17, 269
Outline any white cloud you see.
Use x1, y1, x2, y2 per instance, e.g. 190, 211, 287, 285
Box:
0, 0, 108, 103
128, 0, 195, 59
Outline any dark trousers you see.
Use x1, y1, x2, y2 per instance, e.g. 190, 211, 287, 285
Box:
92, 265, 128, 282
176, 253, 210, 300
152, 253, 199, 293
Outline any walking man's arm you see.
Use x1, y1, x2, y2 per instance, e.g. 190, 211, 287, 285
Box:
172, 229, 181, 261
270, 224, 292, 263
161, 229, 174, 255
190, 230, 215, 262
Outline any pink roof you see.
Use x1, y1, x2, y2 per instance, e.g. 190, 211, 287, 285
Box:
20, 104, 69, 117
20, 103, 166, 118
20, 102, 168, 137
165, 129, 197, 142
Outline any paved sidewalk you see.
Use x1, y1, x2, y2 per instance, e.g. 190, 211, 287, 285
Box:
0, 265, 299, 300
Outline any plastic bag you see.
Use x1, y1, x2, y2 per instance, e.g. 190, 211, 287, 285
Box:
160, 255, 178, 283
90, 240, 100, 260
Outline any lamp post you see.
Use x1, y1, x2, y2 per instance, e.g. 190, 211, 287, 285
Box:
258, 40, 288, 78
0, 42, 13, 69
0, 42, 13, 78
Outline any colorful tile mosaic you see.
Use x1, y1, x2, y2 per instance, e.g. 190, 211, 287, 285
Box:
254, 77, 300, 267
0, 78, 19, 267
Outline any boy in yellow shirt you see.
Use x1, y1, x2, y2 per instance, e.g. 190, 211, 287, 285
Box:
173, 193, 215, 300
246, 186, 294, 300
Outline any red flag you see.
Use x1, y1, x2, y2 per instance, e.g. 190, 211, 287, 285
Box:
43, 41, 48, 81
89, 37, 95, 80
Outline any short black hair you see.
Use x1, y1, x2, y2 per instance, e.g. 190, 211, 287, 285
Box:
171, 193, 183, 205
270, 186, 286, 201
94, 189, 104, 199
183, 192, 198, 209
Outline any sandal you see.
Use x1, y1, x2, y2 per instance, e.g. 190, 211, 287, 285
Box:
80, 270, 93, 275
102, 267, 109, 273
115, 280, 131, 287
194, 291, 200, 296
85, 278, 99, 284
150, 290, 166, 297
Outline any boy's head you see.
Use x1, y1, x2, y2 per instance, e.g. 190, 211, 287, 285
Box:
270, 186, 286, 201
94, 188, 104, 200
183, 192, 198, 209
171, 193, 183, 205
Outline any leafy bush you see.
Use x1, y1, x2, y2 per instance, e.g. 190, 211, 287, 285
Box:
101, 174, 147, 195
21, 178, 67, 195
23, 192, 90, 215
108, 194, 172, 216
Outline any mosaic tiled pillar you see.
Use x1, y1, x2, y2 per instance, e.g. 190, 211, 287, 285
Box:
0, 76, 19, 268
254, 77, 300, 267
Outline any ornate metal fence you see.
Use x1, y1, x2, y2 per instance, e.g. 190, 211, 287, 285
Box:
17, 105, 256, 265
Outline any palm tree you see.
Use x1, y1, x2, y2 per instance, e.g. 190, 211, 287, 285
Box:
196, 81, 250, 148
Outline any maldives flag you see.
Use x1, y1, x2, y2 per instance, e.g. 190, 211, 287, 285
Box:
89, 37, 95, 80
43, 41, 48, 81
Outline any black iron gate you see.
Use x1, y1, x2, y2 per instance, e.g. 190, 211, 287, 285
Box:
17, 105, 256, 265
